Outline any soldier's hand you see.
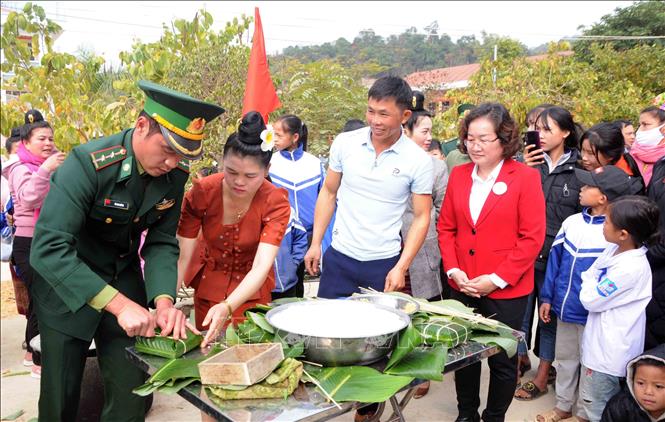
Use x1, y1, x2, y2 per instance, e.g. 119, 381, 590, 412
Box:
43, 152, 66, 172
105, 293, 156, 337
155, 298, 200, 340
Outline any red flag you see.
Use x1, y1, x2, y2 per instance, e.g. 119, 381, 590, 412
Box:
242, 7, 281, 123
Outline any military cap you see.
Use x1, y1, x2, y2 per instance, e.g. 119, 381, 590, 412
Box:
138, 80, 225, 160
456, 103, 475, 116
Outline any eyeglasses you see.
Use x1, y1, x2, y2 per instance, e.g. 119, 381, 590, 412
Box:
463, 137, 499, 147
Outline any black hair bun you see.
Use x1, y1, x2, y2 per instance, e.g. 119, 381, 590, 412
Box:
237, 111, 266, 146
24, 109, 44, 125
10, 127, 21, 138
411, 91, 426, 112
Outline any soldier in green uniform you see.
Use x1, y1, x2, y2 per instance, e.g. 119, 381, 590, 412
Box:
442, 103, 475, 170
29, 80, 225, 421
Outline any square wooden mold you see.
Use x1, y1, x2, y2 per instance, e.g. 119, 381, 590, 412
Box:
199, 343, 284, 386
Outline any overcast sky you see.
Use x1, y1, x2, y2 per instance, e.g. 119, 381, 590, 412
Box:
2, 1, 634, 67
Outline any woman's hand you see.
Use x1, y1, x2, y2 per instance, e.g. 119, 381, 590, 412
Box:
201, 302, 231, 348
522, 144, 545, 167
450, 270, 479, 297
42, 152, 66, 172
539, 303, 552, 324
466, 275, 498, 297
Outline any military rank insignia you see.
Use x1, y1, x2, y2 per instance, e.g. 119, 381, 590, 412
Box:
155, 198, 175, 211
176, 159, 190, 173
90, 146, 127, 170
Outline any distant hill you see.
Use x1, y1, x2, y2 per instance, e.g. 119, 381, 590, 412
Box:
277, 26, 550, 77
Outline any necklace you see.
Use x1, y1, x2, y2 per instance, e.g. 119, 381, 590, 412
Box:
235, 206, 249, 221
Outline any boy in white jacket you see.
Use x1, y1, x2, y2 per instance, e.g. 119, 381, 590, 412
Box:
579, 194, 660, 422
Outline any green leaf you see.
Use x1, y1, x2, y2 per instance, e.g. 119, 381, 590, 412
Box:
135, 329, 202, 359
470, 334, 518, 358
384, 345, 447, 382
1, 409, 24, 421
224, 324, 243, 346
246, 311, 274, 334
415, 317, 472, 348
306, 366, 413, 403
283, 342, 304, 359
385, 323, 422, 370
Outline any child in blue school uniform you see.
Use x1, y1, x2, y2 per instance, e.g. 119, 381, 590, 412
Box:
272, 207, 308, 299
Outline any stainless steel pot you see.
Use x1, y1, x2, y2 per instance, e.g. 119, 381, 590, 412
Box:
265, 300, 410, 366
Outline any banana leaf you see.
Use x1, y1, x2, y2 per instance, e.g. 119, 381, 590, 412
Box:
414, 317, 472, 348
206, 359, 303, 400
270, 297, 306, 306
383, 345, 447, 382
135, 329, 202, 359
385, 323, 422, 370
133, 345, 224, 396
469, 334, 518, 358
304, 366, 413, 403
133, 357, 201, 396
237, 320, 274, 343
246, 311, 275, 334
225, 324, 243, 346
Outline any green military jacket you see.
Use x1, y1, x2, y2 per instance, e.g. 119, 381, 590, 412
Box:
30, 128, 190, 341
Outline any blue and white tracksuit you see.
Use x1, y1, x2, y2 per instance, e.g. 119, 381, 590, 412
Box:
540, 208, 608, 324
269, 145, 334, 252
273, 211, 308, 293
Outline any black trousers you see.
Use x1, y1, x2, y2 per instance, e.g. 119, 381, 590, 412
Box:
450, 290, 528, 422
12, 235, 40, 365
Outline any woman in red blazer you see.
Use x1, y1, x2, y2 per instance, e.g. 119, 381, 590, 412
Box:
437, 103, 545, 422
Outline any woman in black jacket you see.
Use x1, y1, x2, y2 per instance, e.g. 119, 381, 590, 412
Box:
515, 106, 584, 401
645, 157, 665, 350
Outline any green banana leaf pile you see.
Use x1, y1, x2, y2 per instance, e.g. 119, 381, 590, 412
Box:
135, 328, 203, 359
131, 295, 518, 404
133, 345, 223, 397
206, 358, 303, 401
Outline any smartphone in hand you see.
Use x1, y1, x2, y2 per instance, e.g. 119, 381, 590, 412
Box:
525, 131, 541, 149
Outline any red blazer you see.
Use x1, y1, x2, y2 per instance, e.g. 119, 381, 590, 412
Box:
437, 159, 545, 299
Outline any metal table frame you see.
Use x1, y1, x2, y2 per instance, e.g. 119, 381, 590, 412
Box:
126, 332, 521, 422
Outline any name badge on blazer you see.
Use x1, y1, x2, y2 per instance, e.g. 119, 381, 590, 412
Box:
155, 198, 175, 211
103, 198, 129, 210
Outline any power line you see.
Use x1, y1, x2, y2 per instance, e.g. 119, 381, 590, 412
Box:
563, 35, 665, 40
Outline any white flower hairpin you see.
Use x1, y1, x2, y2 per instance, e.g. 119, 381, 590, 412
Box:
260, 125, 275, 152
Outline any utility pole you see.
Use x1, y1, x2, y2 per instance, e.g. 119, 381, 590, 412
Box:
492, 44, 498, 87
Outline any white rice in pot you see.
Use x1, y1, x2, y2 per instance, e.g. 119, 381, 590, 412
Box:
268, 300, 407, 338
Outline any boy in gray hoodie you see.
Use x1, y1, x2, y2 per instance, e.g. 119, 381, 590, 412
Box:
601, 344, 665, 422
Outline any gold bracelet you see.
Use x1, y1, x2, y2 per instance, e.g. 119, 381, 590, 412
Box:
220, 300, 233, 317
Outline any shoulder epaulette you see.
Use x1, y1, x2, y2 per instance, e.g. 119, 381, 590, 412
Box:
176, 159, 190, 174
90, 146, 127, 171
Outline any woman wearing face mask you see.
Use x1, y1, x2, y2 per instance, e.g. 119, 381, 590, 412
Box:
2, 110, 66, 378
176, 111, 290, 348
402, 91, 449, 399
631, 106, 665, 185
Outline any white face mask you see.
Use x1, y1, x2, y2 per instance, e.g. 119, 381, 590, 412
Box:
635, 123, 665, 147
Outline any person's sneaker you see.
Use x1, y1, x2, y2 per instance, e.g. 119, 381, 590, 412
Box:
23, 352, 33, 367
30, 365, 41, 379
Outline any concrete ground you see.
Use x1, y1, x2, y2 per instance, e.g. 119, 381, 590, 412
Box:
1, 263, 555, 421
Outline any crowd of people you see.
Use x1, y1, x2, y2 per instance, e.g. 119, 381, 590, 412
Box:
1, 75, 664, 422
